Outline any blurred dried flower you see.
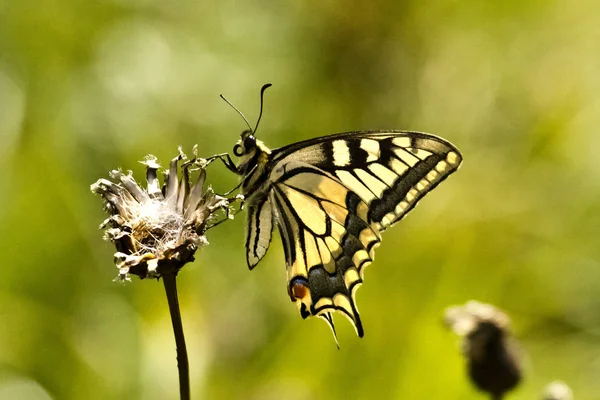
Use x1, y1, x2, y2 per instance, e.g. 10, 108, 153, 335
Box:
91, 147, 240, 281
445, 301, 522, 399
542, 381, 573, 400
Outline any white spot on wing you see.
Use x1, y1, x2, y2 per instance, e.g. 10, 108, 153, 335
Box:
333, 140, 351, 167
406, 188, 418, 202
447, 151, 460, 167
395, 201, 409, 214
435, 160, 449, 173
393, 137, 411, 147
360, 139, 380, 162
359, 228, 378, 250
351, 250, 370, 269
344, 268, 360, 289
416, 179, 428, 192
426, 170, 439, 182
381, 212, 395, 227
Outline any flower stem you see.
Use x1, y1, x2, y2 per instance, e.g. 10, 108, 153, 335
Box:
163, 272, 190, 400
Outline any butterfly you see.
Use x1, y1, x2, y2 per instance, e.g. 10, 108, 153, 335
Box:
214, 84, 462, 341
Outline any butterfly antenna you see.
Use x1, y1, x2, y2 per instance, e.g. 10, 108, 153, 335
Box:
220, 93, 253, 132
253, 83, 272, 134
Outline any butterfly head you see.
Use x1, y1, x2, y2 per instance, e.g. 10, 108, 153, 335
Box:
233, 129, 257, 157
232, 129, 271, 176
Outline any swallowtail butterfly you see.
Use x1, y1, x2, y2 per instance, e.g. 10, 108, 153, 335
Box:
215, 84, 462, 342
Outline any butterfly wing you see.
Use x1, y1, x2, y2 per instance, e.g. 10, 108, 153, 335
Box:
252, 131, 462, 337
245, 197, 274, 269
269, 162, 377, 338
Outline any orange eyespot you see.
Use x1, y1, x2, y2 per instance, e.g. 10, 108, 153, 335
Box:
288, 279, 309, 302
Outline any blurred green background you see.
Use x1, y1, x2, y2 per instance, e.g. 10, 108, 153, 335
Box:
1, 0, 599, 398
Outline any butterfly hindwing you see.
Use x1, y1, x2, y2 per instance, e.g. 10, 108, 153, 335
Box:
269, 163, 378, 337
242, 131, 462, 338
245, 197, 274, 269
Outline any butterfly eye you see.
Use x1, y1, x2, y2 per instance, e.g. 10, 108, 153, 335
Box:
233, 144, 244, 157
243, 135, 256, 150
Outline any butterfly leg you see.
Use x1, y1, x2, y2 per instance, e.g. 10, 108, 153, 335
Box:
205, 194, 245, 229
205, 153, 239, 173
205, 153, 260, 196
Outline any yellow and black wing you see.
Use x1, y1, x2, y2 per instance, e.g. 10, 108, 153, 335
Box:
245, 131, 462, 338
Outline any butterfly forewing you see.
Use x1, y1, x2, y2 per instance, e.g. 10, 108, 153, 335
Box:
242, 131, 462, 338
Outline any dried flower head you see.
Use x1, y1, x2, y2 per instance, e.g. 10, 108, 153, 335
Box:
445, 301, 522, 399
542, 381, 573, 400
91, 147, 240, 281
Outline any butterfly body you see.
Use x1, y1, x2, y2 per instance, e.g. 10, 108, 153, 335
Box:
223, 127, 462, 340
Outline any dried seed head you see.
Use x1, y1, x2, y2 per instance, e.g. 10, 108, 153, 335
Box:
445, 301, 522, 398
542, 381, 573, 400
91, 147, 242, 281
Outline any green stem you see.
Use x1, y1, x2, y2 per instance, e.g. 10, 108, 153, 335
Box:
163, 273, 190, 400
